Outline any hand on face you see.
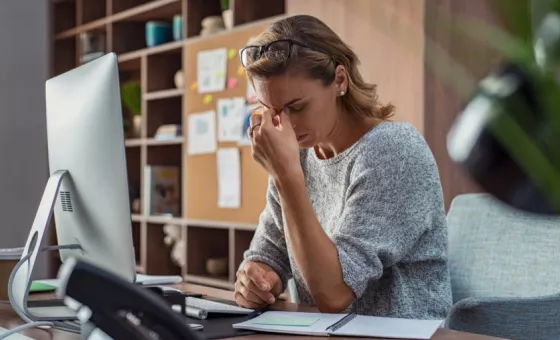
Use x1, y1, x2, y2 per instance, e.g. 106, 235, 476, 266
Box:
248, 108, 302, 181
234, 261, 282, 308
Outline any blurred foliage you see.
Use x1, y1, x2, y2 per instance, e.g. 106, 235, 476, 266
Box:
121, 81, 142, 116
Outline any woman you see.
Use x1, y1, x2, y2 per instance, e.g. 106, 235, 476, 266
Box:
234, 14, 452, 319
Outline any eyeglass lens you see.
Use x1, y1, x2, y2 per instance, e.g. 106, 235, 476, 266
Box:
241, 40, 291, 67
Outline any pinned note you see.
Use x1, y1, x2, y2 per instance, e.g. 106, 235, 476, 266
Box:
187, 111, 217, 155
203, 94, 213, 104
217, 148, 241, 208
190, 82, 198, 91
237, 65, 245, 76
228, 48, 237, 60
197, 48, 227, 93
228, 78, 238, 89
217, 97, 246, 142
254, 315, 320, 327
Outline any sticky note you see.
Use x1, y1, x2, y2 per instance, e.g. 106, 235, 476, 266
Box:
228, 78, 238, 89
254, 315, 320, 327
237, 65, 245, 76
191, 82, 198, 91
228, 48, 237, 60
203, 94, 213, 104
30, 281, 57, 293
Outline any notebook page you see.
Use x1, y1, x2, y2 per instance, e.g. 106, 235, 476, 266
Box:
233, 311, 346, 336
332, 315, 444, 339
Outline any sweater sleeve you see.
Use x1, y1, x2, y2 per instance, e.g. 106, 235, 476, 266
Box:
243, 177, 292, 292
332, 144, 442, 300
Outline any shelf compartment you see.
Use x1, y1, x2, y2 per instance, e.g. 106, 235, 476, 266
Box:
146, 96, 182, 137
111, 22, 146, 55
232, 0, 285, 27
82, 0, 107, 24
146, 144, 183, 217
233, 229, 254, 273
185, 0, 221, 38
132, 221, 141, 265
53, 38, 77, 76
144, 223, 182, 275
55, 0, 182, 40
146, 143, 182, 166
147, 51, 182, 92
56, 18, 108, 40
126, 147, 142, 214
187, 227, 229, 279
53, 0, 77, 34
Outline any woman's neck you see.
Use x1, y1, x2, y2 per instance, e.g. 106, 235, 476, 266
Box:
314, 113, 379, 160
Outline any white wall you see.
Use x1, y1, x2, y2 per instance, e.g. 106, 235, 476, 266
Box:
0, 0, 50, 277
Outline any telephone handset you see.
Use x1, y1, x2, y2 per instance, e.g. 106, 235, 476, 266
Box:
57, 257, 202, 340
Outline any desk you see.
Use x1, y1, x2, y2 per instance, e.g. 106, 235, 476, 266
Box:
0, 284, 505, 340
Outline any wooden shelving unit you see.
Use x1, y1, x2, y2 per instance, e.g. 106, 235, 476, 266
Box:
50, 0, 285, 289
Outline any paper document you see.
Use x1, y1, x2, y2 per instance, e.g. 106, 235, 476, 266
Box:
233, 311, 444, 339
188, 111, 217, 155
217, 148, 241, 208
197, 48, 227, 93
237, 103, 259, 146
217, 97, 246, 142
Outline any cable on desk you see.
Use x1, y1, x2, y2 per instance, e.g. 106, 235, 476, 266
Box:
0, 243, 81, 339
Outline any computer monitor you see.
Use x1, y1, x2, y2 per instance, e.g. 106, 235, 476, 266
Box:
12, 53, 136, 321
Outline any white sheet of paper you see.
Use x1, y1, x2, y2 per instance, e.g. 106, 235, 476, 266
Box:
237, 103, 260, 146
217, 97, 246, 142
217, 148, 241, 208
197, 48, 227, 93
188, 111, 217, 155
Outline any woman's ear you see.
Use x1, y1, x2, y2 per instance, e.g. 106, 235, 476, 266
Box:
334, 65, 348, 96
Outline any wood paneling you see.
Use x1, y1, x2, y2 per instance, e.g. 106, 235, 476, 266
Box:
424, 0, 504, 209
287, 0, 425, 133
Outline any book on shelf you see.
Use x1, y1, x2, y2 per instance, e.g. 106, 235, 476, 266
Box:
143, 165, 180, 217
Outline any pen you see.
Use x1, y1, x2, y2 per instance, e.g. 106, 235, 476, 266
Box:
247, 308, 268, 319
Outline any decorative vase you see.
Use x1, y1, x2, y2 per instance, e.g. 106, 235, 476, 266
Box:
132, 115, 142, 138
222, 9, 233, 30
174, 69, 184, 89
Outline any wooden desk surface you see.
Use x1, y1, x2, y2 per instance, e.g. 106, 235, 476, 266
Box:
0, 283, 505, 340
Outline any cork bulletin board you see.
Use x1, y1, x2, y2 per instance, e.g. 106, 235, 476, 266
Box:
183, 18, 281, 224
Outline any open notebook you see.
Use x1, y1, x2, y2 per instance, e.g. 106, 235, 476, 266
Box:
233, 311, 444, 339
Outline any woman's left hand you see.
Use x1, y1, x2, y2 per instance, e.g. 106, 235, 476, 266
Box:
249, 108, 302, 182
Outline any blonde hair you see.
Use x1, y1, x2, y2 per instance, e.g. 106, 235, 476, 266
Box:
245, 15, 395, 120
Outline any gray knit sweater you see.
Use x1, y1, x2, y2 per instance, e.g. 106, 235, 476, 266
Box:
244, 122, 452, 319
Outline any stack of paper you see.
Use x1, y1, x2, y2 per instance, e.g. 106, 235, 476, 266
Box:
233, 311, 444, 339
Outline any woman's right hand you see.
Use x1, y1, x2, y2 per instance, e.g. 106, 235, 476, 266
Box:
234, 261, 282, 308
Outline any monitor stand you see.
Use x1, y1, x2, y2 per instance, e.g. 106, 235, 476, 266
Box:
12, 170, 78, 321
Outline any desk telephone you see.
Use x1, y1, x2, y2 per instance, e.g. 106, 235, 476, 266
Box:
57, 257, 203, 340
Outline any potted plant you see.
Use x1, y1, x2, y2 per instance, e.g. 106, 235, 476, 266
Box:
221, 0, 233, 30
121, 81, 142, 138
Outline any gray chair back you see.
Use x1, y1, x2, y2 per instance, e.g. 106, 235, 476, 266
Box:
448, 193, 560, 303
445, 193, 560, 339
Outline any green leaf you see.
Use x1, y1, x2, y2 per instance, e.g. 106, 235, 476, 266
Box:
121, 81, 142, 116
